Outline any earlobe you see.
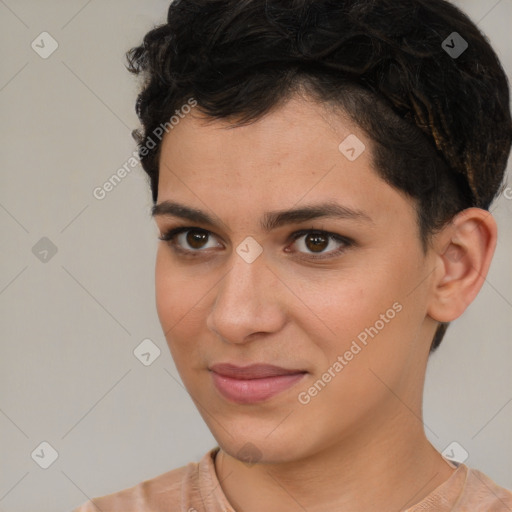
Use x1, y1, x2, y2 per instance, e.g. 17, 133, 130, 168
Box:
427, 208, 497, 323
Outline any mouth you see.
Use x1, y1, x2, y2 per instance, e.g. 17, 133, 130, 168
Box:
209, 363, 308, 404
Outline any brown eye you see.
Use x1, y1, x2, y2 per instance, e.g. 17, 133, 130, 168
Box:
186, 230, 209, 249
288, 230, 352, 259
159, 227, 222, 254
304, 233, 329, 253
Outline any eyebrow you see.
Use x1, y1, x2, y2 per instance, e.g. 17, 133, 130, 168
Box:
151, 200, 373, 232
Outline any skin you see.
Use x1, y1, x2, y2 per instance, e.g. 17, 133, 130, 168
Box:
153, 94, 497, 512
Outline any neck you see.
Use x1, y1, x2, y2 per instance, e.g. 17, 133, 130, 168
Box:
214, 411, 456, 512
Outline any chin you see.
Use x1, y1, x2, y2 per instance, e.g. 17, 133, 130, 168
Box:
206, 416, 316, 465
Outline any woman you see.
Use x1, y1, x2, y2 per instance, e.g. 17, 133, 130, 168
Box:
74, 0, 512, 510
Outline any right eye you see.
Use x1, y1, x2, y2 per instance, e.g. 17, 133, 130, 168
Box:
158, 227, 223, 256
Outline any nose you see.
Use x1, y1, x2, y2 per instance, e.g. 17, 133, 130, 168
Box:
206, 249, 287, 345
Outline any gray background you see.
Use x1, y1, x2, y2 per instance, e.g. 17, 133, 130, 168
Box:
0, 1, 511, 511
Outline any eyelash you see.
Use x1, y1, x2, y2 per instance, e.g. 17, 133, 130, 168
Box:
158, 226, 353, 260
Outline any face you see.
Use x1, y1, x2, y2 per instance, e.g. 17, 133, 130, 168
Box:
153, 95, 438, 464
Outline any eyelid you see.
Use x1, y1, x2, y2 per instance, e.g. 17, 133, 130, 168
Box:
158, 226, 223, 255
286, 229, 353, 259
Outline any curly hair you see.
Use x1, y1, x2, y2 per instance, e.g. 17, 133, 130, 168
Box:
126, 0, 512, 352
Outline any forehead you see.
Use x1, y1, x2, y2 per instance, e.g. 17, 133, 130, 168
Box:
160, 97, 365, 186
156, 95, 415, 229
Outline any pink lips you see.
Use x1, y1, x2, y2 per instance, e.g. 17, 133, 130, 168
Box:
210, 363, 307, 404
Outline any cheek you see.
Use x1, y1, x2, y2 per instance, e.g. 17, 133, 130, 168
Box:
155, 250, 204, 347
155, 250, 179, 330
291, 266, 425, 425
301, 254, 424, 367
155, 249, 220, 376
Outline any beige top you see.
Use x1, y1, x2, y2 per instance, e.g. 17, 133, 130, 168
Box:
72, 447, 512, 511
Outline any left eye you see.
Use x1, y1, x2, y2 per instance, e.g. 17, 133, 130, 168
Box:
288, 230, 351, 258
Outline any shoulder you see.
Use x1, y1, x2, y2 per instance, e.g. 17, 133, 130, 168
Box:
459, 468, 512, 511
71, 449, 216, 512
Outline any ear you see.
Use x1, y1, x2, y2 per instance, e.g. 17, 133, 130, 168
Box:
427, 208, 497, 323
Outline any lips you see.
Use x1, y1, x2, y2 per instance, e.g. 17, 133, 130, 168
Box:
209, 363, 307, 404
210, 363, 306, 379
